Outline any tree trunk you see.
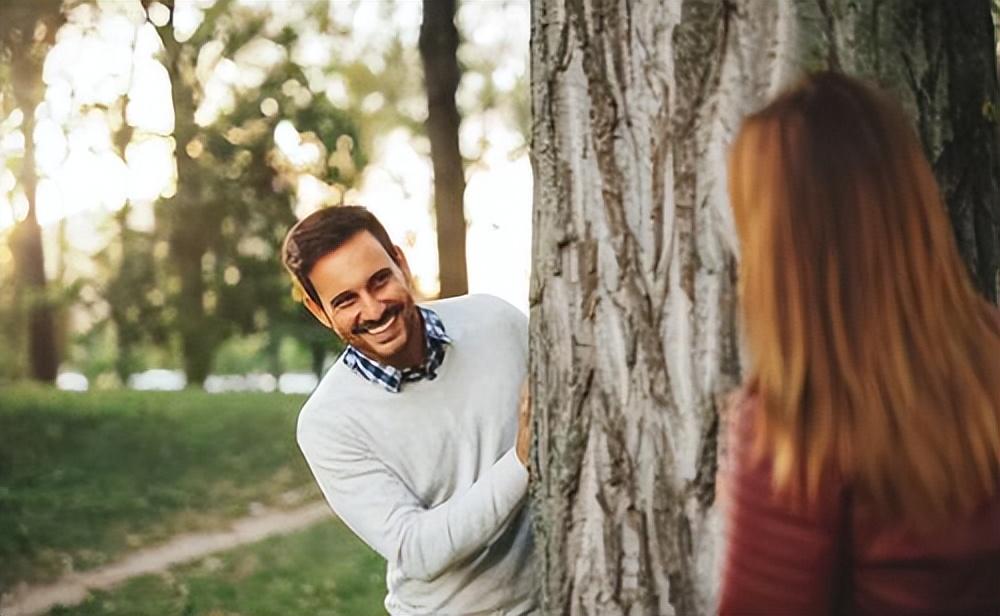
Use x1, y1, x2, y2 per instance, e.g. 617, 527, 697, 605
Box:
419, 0, 469, 299
530, 0, 999, 613
800, 0, 1000, 303
530, 1, 764, 612
10, 59, 58, 383
162, 36, 213, 387
155, 0, 231, 386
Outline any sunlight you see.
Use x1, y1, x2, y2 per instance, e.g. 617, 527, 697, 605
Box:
124, 136, 176, 202
1, 0, 533, 312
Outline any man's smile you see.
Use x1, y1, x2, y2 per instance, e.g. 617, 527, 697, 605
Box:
353, 304, 403, 336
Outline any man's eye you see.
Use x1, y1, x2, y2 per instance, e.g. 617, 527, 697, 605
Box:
373, 272, 390, 286
334, 296, 356, 309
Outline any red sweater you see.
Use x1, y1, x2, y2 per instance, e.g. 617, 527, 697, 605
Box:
719, 395, 1000, 615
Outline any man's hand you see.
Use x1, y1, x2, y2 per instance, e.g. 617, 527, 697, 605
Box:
515, 379, 532, 468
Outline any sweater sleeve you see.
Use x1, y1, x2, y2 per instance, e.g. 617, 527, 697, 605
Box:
298, 416, 529, 582
718, 395, 849, 615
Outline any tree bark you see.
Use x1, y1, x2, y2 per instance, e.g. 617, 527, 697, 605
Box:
419, 0, 469, 298
530, 1, 768, 612
530, 0, 999, 613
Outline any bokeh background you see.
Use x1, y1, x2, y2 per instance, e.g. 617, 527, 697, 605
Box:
0, 1, 528, 614
1, 0, 529, 391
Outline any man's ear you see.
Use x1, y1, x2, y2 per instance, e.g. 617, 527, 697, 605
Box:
303, 296, 335, 331
392, 245, 415, 285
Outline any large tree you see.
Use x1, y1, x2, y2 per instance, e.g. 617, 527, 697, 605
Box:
530, 0, 1000, 614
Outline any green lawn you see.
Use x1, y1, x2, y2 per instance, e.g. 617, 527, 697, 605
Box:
46, 520, 387, 616
0, 385, 320, 590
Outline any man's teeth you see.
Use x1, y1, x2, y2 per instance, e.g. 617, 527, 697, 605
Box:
367, 314, 395, 335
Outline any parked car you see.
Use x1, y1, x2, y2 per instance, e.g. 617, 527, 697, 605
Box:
128, 369, 187, 391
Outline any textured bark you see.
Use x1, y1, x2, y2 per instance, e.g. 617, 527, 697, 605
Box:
419, 0, 469, 298
530, 0, 1000, 614
530, 1, 781, 613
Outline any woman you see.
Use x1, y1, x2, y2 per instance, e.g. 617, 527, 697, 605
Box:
720, 71, 1000, 614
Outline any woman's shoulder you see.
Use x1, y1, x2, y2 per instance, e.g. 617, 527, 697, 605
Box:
722, 384, 848, 524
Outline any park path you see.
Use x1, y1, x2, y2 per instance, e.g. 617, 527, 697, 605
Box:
0, 501, 331, 616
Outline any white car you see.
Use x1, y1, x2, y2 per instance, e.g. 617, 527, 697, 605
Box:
128, 369, 187, 391
277, 372, 318, 394
56, 371, 89, 392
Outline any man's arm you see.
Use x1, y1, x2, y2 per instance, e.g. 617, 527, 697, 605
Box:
516, 380, 532, 466
298, 417, 528, 582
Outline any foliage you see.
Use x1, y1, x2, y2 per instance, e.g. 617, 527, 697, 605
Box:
0, 0, 64, 103
0, 386, 316, 589
144, 1, 366, 385
0, 0, 530, 383
45, 521, 385, 616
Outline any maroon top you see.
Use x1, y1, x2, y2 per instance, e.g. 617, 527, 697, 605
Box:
719, 394, 1000, 615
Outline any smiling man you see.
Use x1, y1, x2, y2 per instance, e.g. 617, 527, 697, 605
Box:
281, 206, 536, 615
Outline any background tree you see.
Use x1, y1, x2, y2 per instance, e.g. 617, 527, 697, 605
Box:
151, 0, 364, 385
530, 0, 1000, 614
94, 8, 165, 384
419, 0, 468, 298
0, 0, 66, 382
153, 0, 234, 387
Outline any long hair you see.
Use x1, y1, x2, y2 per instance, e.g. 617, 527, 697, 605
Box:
728, 71, 1000, 527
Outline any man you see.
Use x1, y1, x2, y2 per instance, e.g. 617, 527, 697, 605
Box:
282, 205, 536, 615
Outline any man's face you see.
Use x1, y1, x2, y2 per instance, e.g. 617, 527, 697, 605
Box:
304, 231, 422, 367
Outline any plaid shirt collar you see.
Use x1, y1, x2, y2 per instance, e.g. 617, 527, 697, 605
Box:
342, 306, 451, 393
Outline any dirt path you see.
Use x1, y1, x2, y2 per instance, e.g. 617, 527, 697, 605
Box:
1, 501, 331, 616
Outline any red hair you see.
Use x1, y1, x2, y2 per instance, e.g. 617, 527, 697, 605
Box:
728, 72, 1000, 526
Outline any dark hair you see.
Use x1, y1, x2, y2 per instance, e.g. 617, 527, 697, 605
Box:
281, 205, 397, 306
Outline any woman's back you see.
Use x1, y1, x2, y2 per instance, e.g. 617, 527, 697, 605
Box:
720, 394, 1000, 615
721, 71, 1000, 613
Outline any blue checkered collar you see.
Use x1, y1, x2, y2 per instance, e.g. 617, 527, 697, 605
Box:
342, 305, 451, 393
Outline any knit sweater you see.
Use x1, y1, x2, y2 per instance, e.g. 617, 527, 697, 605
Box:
297, 294, 537, 615
719, 392, 1000, 614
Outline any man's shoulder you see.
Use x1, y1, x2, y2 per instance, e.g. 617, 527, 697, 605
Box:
425, 293, 526, 327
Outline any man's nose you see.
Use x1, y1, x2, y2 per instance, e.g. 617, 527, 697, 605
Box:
358, 292, 384, 322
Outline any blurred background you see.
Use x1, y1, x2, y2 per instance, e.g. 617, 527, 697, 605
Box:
1, 0, 530, 392
0, 1, 528, 614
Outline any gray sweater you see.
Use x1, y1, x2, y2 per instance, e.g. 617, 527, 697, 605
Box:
297, 294, 537, 615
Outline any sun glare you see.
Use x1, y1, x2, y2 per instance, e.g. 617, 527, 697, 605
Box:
2, 0, 532, 312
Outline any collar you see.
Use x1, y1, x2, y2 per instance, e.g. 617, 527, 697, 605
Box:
342, 305, 451, 393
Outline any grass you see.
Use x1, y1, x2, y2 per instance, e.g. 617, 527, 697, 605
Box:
46, 520, 387, 616
0, 385, 321, 591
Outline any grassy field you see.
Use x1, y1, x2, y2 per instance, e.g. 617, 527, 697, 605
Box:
0, 385, 321, 590
46, 520, 386, 616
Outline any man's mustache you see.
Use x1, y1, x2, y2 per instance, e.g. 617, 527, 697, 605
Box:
352, 304, 403, 335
